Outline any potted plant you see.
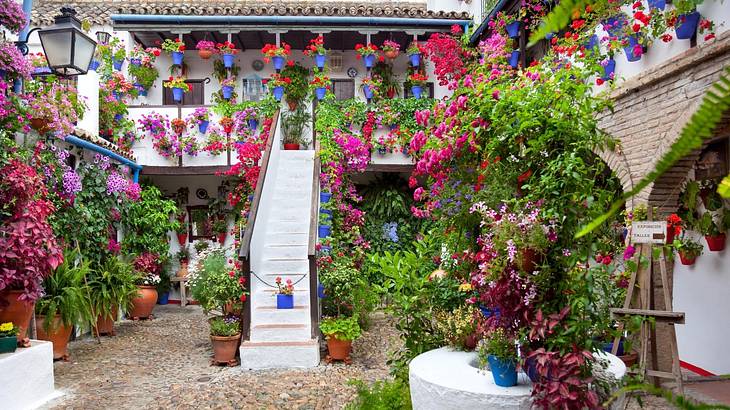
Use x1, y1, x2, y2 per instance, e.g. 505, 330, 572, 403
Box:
310, 71, 331, 101
157, 271, 172, 305
372, 62, 399, 98
221, 77, 236, 100
87, 257, 138, 337
672, 236, 703, 266
161, 38, 186, 65
35, 248, 92, 360
220, 116, 234, 134
382, 40, 401, 59
281, 108, 311, 150
355, 43, 380, 69
217, 41, 238, 68
268, 73, 290, 102
209, 315, 240, 366
498, 12, 521, 39
128, 46, 160, 96
176, 247, 191, 278
318, 212, 332, 238
698, 212, 727, 252
108, 37, 126, 70
281, 63, 309, 110
671, 0, 702, 40
212, 218, 228, 244
320, 315, 361, 364
478, 328, 518, 387
406, 42, 423, 67
175, 220, 189, 245
189, 249, 248, 314
361, 76, 381, 100
275, 276, 294, 309
303, 35, 327, 69
196, 40, 216, 60
0, 322, 19, 354
407, 73, 428, 100
261, 42, 291, 71
164, 76, 191, 102
187, 107, 209, 134
129, 252, 161, 320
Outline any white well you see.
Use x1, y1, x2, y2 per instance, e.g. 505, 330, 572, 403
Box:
0, 340, 61, 410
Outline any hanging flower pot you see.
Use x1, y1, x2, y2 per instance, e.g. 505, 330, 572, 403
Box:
362, 54, 375, 69
172, 51, 184, 65
317, 283, 327, 298
314, 54, 326, 69
320, 191, 332, 203
0, 290, 35, 345
272, 86, 284, 101
315, 87, 327, 100
222, 85, 233, 100
386, 87, 396, 99
586, 34, 599, 51
602, 58, 616, 81
30, 117, 51, 134
318, 225, 331, 238
112, 90, 122, 101
487, 355, 518, 387
172, 87, 184, 102
675, 11, 700, 40
222, 53, 235, 68
678, 251, 698, 266
384, 50, 399, 59
248, 119, 258, 130
377, 147, 387, 155
411, 85, 423, 99
272, 55, 285, 71
198, 120, 209, 134
362, 84, 374, 99
603, 15, 626, 38
88, 59, 100, 71
276, 294, 294, 309
112, 58, 124, 71
648, 0, 666, 10
624, 35, 643, 62
284, 143, 300, 150
506, 21, 521, 38
217, 233, 227, 244
320, 245, 332, 254
408, 53, 421, 67
35, 315, 73, 360
509, 50, 520, 68
287, 100, 299, 111
705, 233, 726, 252
114, 113, 123, 122
198, 49, 213, 60
134, 83, 148, 97
130, 58, 141, 66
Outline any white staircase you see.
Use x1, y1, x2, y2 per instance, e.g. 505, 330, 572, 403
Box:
239, 149, 320, 369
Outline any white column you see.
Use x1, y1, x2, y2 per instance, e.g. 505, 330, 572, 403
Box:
77, 70, 99, 136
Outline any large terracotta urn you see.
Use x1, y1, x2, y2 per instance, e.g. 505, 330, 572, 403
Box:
128, 286, 157, 319
0, 290, 35, 345
325, 336, 353, 364
35, 315, 73, 360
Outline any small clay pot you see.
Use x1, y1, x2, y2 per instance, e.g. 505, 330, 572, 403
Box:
128, 286, 157, 319
177, 233, 188, 245
35, 315, 73, 360
325, 336, 352, 364
384, 50, 399, 59
705, 234, 726, 252
30, 118, 51, 134
94, 308, 118, 336
198, 49, 214, 60
177, 261, 189, 278
211, 334, 240, 365
0, 290, 35, 344
287, 100, 299, 111
619, 352, 638, 367
678, 251, 697, 266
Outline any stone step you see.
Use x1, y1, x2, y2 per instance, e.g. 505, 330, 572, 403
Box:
239, 338, 319, 369
252, 305, 309, 324
262, 245, 309, 259
249, 324, 311, 342
264, 232, 308, 245
267, 220, 310, 233
254, 290, 310, 308
260, 258, 309, 273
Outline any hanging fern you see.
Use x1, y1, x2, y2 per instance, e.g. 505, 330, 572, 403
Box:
528, 0, 591, 45
577, 66, 730, 237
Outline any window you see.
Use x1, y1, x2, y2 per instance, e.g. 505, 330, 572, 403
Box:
332, 79, 354, 100
163, 79, 205, 106
242, 76, 266, 102
186, 205, 215, 241
403, 82, 435, 99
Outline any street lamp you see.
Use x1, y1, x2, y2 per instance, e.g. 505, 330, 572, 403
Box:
37, 7, 96, 76
96, 31, 111, 45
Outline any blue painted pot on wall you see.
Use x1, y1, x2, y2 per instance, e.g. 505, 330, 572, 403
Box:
276, 294, 294, 309
272, 56, 285, 71
318, 225, 331, 238
509, 50, 520, 68
114, 113, 123, 122
487, 355, 518, 387
648, 0, 666, 10
377, 147, 387, 155
157, 292, 170, 305
222, 85, 233, 99
130, 58, 141, 66
248, 119, 258, 130
320, 245, 332, 254
411, 85, 423, 99
273, 86, 284, 101
314, 54, 326, 69
112, 58, 123, 70
602, 58, 616, 80
222, 53, 235, 68
363, 54, 376, 68
479, 306, 501, 318
138, 89, 147, 97
603, 15, 626, 38
198, 120, 209, 133
601, 339, 625, 356
172, 51, 184, 65
317, 283, 327, 298
320, 208, 332, 216
506, 21, 521, 38
315, 87, 327, 100
320, 192, 332, 203
545, 32, 554, 40
172, 87, 184, 102
112, 91, 122, 101
409, 53, 421, 67
586, 34, 599, 51
624, 35, 642, 62
675, 12, 700, 40
88, 60, 100, 71
362, 85, 374, 99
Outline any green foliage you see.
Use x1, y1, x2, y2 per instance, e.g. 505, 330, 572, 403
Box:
673, 236, 704, 257
528, 0, 589, 45
282, 108, 311, 146
478, 328, 517, 365
86, 257, 139, 320
319, 315, 362, 341
608, 383, 730, 410
35, 248, 92, 333
209, 316, 241, 337
345, 379, 412, 410
280, 63, 310, 104
189, 249, 243, 312
128, 64, 159, 90
122, 184, 179, 259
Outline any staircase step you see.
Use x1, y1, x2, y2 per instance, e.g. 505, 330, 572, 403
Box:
253, 305, 309, 323
261, 259, 309, 273
262, 245, 308, 259
239, 338, 319, 369
265, 233, 308, 244
250, 323, 310, 342
255, 291, 310, 308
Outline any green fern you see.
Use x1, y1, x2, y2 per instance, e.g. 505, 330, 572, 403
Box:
528, 0, 590, 45
577, 66, 730, 237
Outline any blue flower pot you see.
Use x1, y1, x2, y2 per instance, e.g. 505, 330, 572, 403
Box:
624, 35, 642, 62
545, 32, 554, 40
363, 54, 376, 68
315, 87, 327, 100
318, 225, 331, 238
601, 339, 625, 356
487, 355, 518, 387
139, 89, 147, 97
411, 85, 423, 99
675, 12, 700, 40
248, 194, 254, 201
509, 50, 520, 68
172, 51, 184, 65
603, 15, 626, 38
276, 294, 294, 309
88, 59, 100, 71
157, 291, 170, 305
320, 245, 332, 254
320, 192, 332, 203
248, 119, 258, 130
272, 56, 285, 71
377, 147, 387, 155
112, 90, 122, 101
363, 84, 374, 99
112, 58, 123, 71
172, 87, 184, 102
479, 306, 501, 318
273, 85, 284, 101
130, 58, 141, 66
0, 69, 6, 80
586, 34, 599, 51
222, 85, 233, 99
33, 66, 51, 75
317, 283, 327, 298
314, 54, 326, 69
506, 21, 521, 38
602, 58, 616, 80
222, 53, 235, 68
199, 120, 209, 133
320, 208, 332, 216
114, 113, 123, 122
648, 0, 666, 10
409, 53, 421, 67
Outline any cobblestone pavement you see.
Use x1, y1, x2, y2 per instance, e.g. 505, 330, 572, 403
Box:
43, 305, 399, 410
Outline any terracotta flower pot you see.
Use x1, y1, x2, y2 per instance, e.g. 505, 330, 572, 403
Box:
211, 334, 240, 365
177, 233, 188, 245
128, 286, 158, 319
705, 233, 726, 252
198, 49, 214, 60
35, 315, 73, 360
94, 308, 118, 336
666, 227, 676, 245
284, 143, 300, 150
0, 290, 35, 345
325, 336, 352, 364
619, 351, 638, 367
519, 248, 543, 273
287, 100, 299, 111
216, 233, 227, 244
177, 261, 189, 278
678, 251, 697, 266
30, 117, 51, 134
384, 50, 399, 59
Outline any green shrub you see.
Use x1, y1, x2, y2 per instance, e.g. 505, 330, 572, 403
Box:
209, 316, 240, 337
319, 315, 362, 341
345, 379, 412, 410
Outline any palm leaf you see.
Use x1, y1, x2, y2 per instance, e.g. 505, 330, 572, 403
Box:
577, 66, 730, 237
528, 0, 590, 46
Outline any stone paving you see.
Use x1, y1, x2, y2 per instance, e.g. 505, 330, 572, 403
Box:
43, 305, 399, 410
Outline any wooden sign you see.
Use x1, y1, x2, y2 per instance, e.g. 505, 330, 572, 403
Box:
631, 221, 667, 244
